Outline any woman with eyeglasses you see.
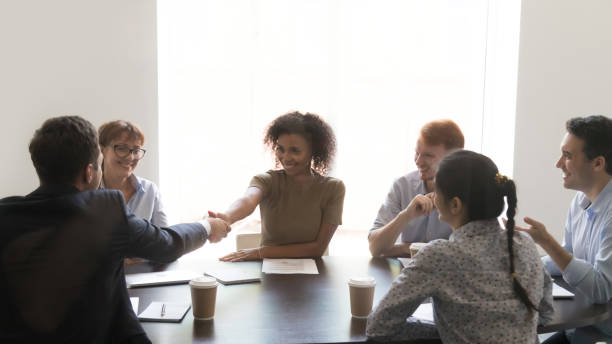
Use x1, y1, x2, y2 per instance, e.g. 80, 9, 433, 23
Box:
98, 120, 168, 228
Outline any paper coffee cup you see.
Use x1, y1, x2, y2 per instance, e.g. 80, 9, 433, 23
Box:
190, 276, 218, 320
348, 276, 376, 318
409, 242, 427, 257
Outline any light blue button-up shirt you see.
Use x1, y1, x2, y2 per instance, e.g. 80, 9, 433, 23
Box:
369, 171, 452, 243
543, 177, 612, 336
101, 174, 169, 227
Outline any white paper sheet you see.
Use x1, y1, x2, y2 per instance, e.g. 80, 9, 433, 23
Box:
130, 297, 139, 313
262, 259, 319, 274
553, 282, 574, 298
412, 303, 435, 322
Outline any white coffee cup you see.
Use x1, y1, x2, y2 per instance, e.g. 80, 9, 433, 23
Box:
190, 276, 218, 320
348, 276, 376, 318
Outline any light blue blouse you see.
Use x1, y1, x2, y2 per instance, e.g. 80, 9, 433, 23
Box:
101, 174, 169, 227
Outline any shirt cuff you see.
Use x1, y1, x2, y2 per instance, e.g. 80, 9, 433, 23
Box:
562, 256, 591, 286
198, 219, 212, 236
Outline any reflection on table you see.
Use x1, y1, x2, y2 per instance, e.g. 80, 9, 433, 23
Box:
126, 256, 612, 343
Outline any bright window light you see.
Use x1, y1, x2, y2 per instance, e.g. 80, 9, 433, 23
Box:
157, 0, 520, 257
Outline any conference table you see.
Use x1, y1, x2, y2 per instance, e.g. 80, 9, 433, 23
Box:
126, 256, 612, 343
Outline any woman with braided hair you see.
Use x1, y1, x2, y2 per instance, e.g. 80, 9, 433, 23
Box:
367, 150, 554, 344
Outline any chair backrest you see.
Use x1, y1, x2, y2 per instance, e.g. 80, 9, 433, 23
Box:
235, 232, 329, 255
236, 233, 262, 251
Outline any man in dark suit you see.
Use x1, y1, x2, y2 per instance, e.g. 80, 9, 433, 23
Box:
0, 116, 230, 343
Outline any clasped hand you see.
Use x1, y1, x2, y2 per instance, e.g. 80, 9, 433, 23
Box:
401, 193, 435, 220
206, 217, 232, 243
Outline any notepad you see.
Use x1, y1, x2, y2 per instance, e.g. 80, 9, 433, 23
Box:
553, 282, 574, 298
138, 301, 191, 322
205, 267, 262, 285
126, 270, 201, 288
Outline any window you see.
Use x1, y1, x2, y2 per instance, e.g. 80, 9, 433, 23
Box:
158, 0, 520, 256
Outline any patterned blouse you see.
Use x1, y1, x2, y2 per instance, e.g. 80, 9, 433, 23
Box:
366, 219, 554, 344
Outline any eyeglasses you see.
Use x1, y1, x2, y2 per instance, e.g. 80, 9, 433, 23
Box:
113, 144, 146, 160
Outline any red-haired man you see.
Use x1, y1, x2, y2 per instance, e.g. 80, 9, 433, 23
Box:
368, 120, 464, 257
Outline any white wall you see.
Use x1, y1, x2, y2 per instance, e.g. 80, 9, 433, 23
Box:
0, 0, 158, 197
514, 0, 612, 243
2, 0, 612, 243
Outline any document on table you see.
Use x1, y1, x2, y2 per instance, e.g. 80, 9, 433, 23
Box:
553, 282, 574, 298
262, 259, 319, 274
412, 303, 435, 323
130, 297, 139, 313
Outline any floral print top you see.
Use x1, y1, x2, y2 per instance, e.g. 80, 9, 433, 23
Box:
366, 219, 554, 344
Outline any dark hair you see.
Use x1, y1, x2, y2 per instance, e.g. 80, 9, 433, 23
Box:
264, 111, 336, 175
566, 115, 612, 175
98, 120, 145, 147
420, 119, 465, 150
435, 150, 537, 313
29, 116, 100, 185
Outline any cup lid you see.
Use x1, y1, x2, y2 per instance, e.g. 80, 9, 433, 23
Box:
190, 276, 217, 287
348, 276, 376, 287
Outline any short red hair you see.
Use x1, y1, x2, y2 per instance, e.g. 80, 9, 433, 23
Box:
419, 120, 464, 150
98, 120, 145, 147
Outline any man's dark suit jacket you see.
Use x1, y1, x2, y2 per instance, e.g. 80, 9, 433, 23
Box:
0, 184, 208, 343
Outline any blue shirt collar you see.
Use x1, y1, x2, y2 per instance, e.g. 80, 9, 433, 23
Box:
129, 174, 145, 194
100, 174, 144, 194
587, 177, 612, 216
414, 175, 427, 195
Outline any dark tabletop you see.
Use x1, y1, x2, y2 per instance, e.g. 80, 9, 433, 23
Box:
126, 256, 612, 343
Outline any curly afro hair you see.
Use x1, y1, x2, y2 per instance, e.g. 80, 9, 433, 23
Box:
264, 111, 337, 175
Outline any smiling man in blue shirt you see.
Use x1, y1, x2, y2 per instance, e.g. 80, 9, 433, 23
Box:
517, 115, 612, 344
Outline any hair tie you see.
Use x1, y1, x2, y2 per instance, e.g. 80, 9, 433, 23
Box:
511, 272, 517, 279
495, 173, 509, 185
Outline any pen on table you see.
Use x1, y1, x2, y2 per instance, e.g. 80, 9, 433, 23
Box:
161, 303, 166, 317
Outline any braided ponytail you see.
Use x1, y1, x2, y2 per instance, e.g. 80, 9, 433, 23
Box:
437, 152, 540, 315
500, 175, 538, 313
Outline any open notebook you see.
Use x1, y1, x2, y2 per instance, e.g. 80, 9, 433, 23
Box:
138, 302, 191, 323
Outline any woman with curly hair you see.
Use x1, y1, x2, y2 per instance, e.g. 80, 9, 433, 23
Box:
211, 111, 345, 261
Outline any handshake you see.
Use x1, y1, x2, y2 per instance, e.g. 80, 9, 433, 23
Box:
205, 211, 233, 243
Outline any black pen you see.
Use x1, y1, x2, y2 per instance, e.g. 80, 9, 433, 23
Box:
161, 303, 166, 317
